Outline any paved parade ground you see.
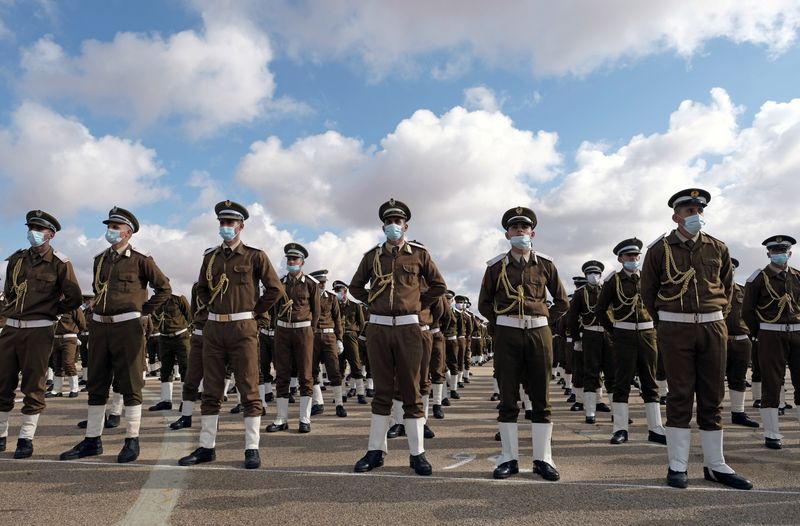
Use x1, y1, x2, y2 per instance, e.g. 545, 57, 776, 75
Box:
2, 366, 799, 526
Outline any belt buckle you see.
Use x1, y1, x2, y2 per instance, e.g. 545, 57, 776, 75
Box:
785, 324, 791, 333
392, 317, 396, 327
693, 313, 700, 323
218, 314, 231, 322
102, 315, 114, 323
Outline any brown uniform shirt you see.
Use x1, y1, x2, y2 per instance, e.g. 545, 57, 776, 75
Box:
339, 298, 365, 334
317, 290, 343, 339
2, 245, 82, 320
428, 295, 448, 330
154, 294, 191, 334
197, 242, 284, 315
349, 240, 447, 316
641, 230, 733, 319
742, 265, 800, 336
56, 307, 87, 335
478, 250, 569, 330
92, 245, 172, 316
142, 314, 155, 336
725, 282, 750, 336
596, 270, 653, 333
275, 272, 320, 325
567, 284, 605, 341
189, 282, 208, 330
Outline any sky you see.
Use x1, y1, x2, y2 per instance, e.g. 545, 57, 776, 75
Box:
1, 0, 800, 302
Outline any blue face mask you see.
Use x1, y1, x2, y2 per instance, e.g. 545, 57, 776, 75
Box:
105, 228, 122, 245
682, 214, 706, 235
287, 264, 301, 273
384, 223, 403, 241
623, 260, 640, 271
27, 230, 46, 247
771, 253, 790, 266
219, 226, 237, 241
509, 235, 532, 250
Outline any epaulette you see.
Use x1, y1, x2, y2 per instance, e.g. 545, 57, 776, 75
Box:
94, 248, 107, 258
131, 246, 151, 257
701, 232, 725, 245
6, 248, 25, 261
604, 270, 618, 282
486, 253, 506, 266
408, 240, 427, 250
241, 243, 261, 251
52, 250, 70, 263
204, 246, 217, 256
364, 244, 381, 256
746, 269, 761, 283
306, 274, 320, 285
535, 252, 553, 262
647, 232, 667, 249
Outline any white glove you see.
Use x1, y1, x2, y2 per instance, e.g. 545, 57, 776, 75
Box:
574, 341, 583, 351
336, 340, 344, 354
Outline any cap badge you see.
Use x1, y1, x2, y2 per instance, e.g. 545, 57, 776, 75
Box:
35, 210, 42, 217
389, 198, 396, 206
516, 207, 523, 214
690, 190, 699, 198
777, 236, 783, 243
225, 200, 231, 207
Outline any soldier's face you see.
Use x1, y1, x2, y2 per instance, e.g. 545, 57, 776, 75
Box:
107, 222, 132, 241
286, 256, 304, 267
505, 223, 534, 239
618, 253, 640, 264
28, 225, 54, 242
672, 204, 704, 223
219, 219, 243, 233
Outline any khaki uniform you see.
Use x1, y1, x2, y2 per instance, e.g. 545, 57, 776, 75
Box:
183, 283, 207, 403
257, 311, 275, 385
338, 297, 365, 379
52, 307, 87, 380
273, 273, 320, 398
313, 289, 343, 387
725, 282, 752, 393
567, 282, 614, 396
155, 294, 191, 382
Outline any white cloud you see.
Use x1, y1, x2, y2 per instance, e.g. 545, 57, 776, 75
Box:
463, 86, 502, 113
0, 102, 167, 219
232, 0, 800, 77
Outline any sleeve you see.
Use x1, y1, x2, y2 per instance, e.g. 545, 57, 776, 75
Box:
595, 277, 615, 334
254, 251, 284, 314
74, 307, 88, 332
719, 243, 734, 308
419, 251, 446, 309
331, 296, 343, 340
197, 257, 211, 308
140, 257, 172, 315
477, 266, 496, 326
640, 245, 660, 321
546, 263, 569, 321
741, 277, 761, 337
179, 295, 191, 323
348, 253, 373, 305
567, 292, 583, 342
56, 260, 83, 314
309, 281, 320, 329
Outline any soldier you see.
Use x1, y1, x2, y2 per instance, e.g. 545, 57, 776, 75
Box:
333, 280, 366, 403
742, 235, 800, 449
77, 294, 94, 387
442, 290, 458, 407
641, 188, 752, 490
478, 206, 568, 481
178, 201, 283, 469
143, 314, 160, 377
46, 304, 87, 398
170, 282, 204, 430
350, 198, 446, 476
149, 293, 191, 411
567, 277, 588, 412
61, 206, 170, 464
0, 210, 82, 458
430, 292, 452, 420
257, 307, 276, 404
266, 243, 319, 433
308, 269, 347, 417
596, 238, 666, 445
725, 258, 758, 428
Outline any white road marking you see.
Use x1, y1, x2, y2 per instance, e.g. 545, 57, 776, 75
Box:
442, 453, 476, 470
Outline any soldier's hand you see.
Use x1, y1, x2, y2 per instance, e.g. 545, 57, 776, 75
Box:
574, 341, 583, 352
336, 340, 344, 354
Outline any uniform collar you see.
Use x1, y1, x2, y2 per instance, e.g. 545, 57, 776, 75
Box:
221, 240, 243, 253
670, 229, 702, 244
382, 241, 411, 255
766, 264, 795, 278
507, 249, 536, 265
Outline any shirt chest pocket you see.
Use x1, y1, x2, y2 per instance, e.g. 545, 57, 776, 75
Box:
523, 269, 546, 295
701, 256, 722, 278
34, 272, 57, 292
114, 271, 139, 292
233, 265, 252, 285
397, 263, 419, 287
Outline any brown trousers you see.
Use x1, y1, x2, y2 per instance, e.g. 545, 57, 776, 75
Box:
582, 330, 614, 394
430, 331, 446, 384
658, 320, 727, 430
159, 333, 190, 382
367, 323, 423, 418
339, 332, 363, 379
457, 337, 467, 372
88, 318, 145, 406
274, 325, 314, 397
554, 335, 568, 372
611, 328, 659, 403
494, 324, 553, 423
726, 337, 752, 392
52, 337, 79, 377
182, 332, 204, 401
313, 332, 342, 386
258, 332, 274, 384
359, 337, 371, 378
146, 336, 160, 367
0, 325, 55, 414
418, 329, 433, 394
445, 337, 458, 375
757, 330, 800, 408
201, 319, 262, 417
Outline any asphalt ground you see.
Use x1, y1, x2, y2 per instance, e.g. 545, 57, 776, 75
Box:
2, 365, 799, 526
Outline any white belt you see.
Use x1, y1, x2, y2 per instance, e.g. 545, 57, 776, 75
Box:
316, 328, 335, 334
430, 328, 441, 334
192, 329, 203, 337
658, 311, 723, 324
80, 331, 89, 336
150, 332, 162, 337
583, 325, 605, 333
92, 312, 142, 324
358, 335, 367, 341
446, 335, 457, 341
760, 322, 800, 332
208, 312, 254, 322
369, 314, 419, 326
5, 318, 55, 329
420, 325, 430, 331
260, 328, 275, 336
553, 334, 562, 338
729, 334, 750, 340
471, 336, 482, 340
496, 315, 548, 330
277, 320, 312, 329
162, 328, 188, 338
54, 334, 79, 339
613, 321, 655, 331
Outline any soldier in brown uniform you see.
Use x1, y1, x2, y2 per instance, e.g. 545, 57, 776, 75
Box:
641, 188, 752, 490
333, 280, 367, 403
567, 277, 587, 411
77, 294, 93, 386
596, 238, 666, 445
0, 210, 82, 458
350, 198, 446, 476
725, 258, 759, 429
178, 201, 283, 469
308, 269, 347, 417
143, 314, 160, 376
60, 207, 170, 464
568, 260, 613, 424
170, 282, 205, 430
742, 235, 800, 450
257, 308, 275, 404
430, 293, 451, 419
266, 243, 319, 433
149, 293, 191, 411
478, 206, 568, 481
442, 290, 458, 406
46, 305, 87, 398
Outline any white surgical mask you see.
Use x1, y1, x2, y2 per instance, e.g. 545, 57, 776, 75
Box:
586, 274, 601, 286
27, 230, 46, 247
105, 228, 122, 245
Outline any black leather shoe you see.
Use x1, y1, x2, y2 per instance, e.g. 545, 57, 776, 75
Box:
68, 391, 79, 398
288, 393, 296, 404
423, 424, 435, 439
45, 391, 62, 398
244, 449, 260, 469
753, 398, 762, 408
60, 437, 103, 460
265, 422, 288, 432
731, 411, 759, 428
569, 402, 583, 412
409, 453, 432, 476
557, 378, 565, 386
610, 430, 628, 444
524, 410, 533, 421
441, 398, 451, 407
564, 388, 572, 396
265, 392, 274, 403
493, 460, 519, 479
117, 437, 139, 463
648, 430, 667, 444
387, 424, 405, 439
778, 407, 785, 416
533, 460, 560, 481
105, 414, 121, 428
298, 422, 311, 433
494, 431, 501, 441
228, 385, 238, 394
13, 438, 33, 459
310, 404, 324, 416
354, 450, 384, 472
490, 393, 500, 401
357, 395, 368, 405
77, 420, 88, 429
336, 405, 347, 417
348, 388, 357, 398
432, 404, 444, 419
667, 468, 688, 488
0, 436, 5, 452
79, 379, 87, 386
660, 396, 668, 406
765, 437, 782, 450
463, 377, 470, 384
596, 402, 611, 412
566, 393, 576, 403
457, 382, 465, 388
366, 389, 375, 397
450, 391, 461, 400
170, 415, 192, 430
148, 401, 172, 411
230, 403, 243, 414
179, 447, 215, 466
703, 467, 753, 490
585, 416, 596, 424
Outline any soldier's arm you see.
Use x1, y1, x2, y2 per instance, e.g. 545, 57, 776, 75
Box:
255, 251, 284, 314
56, 260, 83, 313
741, 278, 760, 337
141, 257, 172, 315
595, 277, 615, 334
179, 295, 191, 322
640, 248, 660, 321
477, 267, 496, 326
309, 281, 320, 328
75, 307, 88, 332
356, 301, 366, 331
348, 253, 372, 305
566, 293, 582, 342
419, 252, 446, 309
546, 263, 569, 320
197, 257, 211, 307
331, 295, 343, 340
719, 244, 734, 308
